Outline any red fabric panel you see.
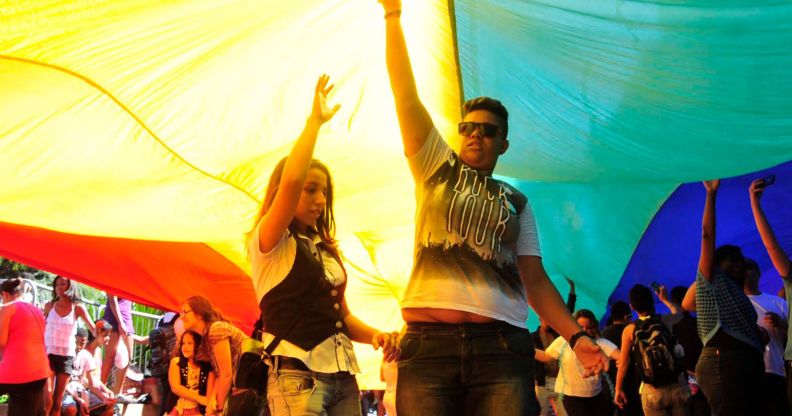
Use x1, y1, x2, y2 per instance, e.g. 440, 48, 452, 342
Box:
0, 221, 257, 333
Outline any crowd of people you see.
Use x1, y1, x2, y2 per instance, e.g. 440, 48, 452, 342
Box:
1, 1, 790, 415
528, 175, 791, 416
0, 277, 153, 416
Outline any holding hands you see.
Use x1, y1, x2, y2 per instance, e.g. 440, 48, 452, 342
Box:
573, 336, 609, 378
372, 331, 401, 362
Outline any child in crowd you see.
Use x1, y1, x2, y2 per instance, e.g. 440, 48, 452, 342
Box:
166, 332, 214, 415
75, 320, 117, 416
61, 328, 90, 416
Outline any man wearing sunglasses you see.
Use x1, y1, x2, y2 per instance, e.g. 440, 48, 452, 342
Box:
378, 1, 609, 415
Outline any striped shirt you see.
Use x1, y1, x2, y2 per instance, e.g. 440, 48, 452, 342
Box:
695, 271, 762, 352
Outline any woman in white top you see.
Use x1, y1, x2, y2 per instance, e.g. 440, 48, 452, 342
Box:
247, 75, 399, 416
42, 276, 95, 416
535, 309, 620, 416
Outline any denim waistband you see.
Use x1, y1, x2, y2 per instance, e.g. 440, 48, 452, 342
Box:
405, 321, 526, 337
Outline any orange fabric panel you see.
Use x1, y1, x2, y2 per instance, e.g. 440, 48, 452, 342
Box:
0, 221, 258, 332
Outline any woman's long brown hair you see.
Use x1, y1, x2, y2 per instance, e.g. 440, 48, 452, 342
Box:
247, 156, 340, 259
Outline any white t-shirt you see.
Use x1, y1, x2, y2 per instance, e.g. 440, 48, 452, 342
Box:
247, 224, 359, 374
402, 128, 541, 328
74, 348, 98, 386
545, 336, 618, 397
748, 292, 788, 377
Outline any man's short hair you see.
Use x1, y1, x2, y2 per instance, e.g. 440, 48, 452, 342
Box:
670, 286, 687, 306
629, 284, 655, 315
610, 301, 632, 321
745, 257, 760, 276
462, 97, 509, 138
75, 327, 89, 338
715, 244, 744, 266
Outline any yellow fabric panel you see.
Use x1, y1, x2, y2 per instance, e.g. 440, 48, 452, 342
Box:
1, 0, 460, 388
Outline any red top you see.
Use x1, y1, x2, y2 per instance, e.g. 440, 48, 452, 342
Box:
0, 301, 49, 383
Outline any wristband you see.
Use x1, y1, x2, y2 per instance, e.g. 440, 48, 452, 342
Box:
569, 330, 592, 349
384, 10, 401, 19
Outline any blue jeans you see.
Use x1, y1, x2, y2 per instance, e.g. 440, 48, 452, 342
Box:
639, 375, 690, 416
396, 321, 537, 416
266, 366, 360, 416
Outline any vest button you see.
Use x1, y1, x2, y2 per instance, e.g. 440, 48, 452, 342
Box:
335, 321, 343, 329
330, 289, 338, 297
333, 303, 340, 310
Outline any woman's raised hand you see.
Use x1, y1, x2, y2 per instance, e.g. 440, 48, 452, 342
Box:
310, 74, 341, 125
702, 179, 720, 193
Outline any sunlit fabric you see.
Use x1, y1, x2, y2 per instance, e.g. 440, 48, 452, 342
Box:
2, 0, 791, 387
455, 0, 792, 325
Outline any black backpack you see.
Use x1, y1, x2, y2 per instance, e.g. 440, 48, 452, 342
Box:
631, 316, 683, 387
147, 314, 178, 377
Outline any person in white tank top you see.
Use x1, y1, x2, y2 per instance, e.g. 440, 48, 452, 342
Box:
42, 277, 95, 416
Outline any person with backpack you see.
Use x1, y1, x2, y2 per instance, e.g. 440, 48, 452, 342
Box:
603, 301, 643, 416
615, 284, 689, 416
148, 312, 180, 415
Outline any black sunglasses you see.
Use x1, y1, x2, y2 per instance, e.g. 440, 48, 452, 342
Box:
458, 122, 499, 138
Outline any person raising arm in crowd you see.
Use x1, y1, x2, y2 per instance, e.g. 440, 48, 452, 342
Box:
748, 175, 792, 414
247, 75, 398, 416
682, 180, 765, 416
377, 2, 607, 414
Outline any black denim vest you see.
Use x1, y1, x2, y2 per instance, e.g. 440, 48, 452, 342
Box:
259, 233, 349, 351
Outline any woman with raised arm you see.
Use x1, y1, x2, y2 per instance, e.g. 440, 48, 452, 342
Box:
684, 180, 764, 416
43, 276, 95, 416
246, 75, 398, 416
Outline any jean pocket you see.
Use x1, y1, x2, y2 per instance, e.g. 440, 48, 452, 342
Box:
497, 330, 535, 359
277, 371, 315, 396
397, 333, 425, 365
643, 389, 666, 410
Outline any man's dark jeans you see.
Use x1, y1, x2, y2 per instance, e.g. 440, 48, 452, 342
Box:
396, 321, 537, 416
695, 345, 763, 416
